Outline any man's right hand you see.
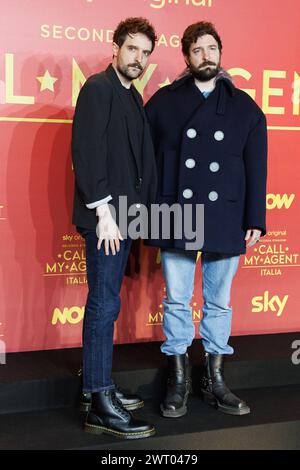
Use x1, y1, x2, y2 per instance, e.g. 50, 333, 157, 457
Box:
96, 204, 123, 255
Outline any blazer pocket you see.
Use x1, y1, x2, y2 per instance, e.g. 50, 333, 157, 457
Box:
162, 150, 178, 197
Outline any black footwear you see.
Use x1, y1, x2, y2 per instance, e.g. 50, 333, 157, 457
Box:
200, 353, 250, 415
80, 386, 144, 412
84, 389, 155, 440
77, 367, 144, 412
160, 353, 191, 418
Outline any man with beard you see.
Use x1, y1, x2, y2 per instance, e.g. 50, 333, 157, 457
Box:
72, 17, 157, 439
145, 22, 267, 418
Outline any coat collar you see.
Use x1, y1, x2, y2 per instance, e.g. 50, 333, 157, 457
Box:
170, 67, 235, 96
169, 71, 234, 116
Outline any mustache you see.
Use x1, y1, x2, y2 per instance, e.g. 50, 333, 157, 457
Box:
128, 63, 143, 71
199, 61, 217, 68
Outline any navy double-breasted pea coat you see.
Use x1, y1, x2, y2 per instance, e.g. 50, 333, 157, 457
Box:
145, 74, 268, 255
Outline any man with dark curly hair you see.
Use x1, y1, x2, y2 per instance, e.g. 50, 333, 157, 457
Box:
72, 17, 157, 439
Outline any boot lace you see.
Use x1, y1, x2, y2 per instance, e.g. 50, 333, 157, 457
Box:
111, 391, 131, 419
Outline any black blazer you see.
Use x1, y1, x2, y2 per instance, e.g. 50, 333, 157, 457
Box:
72, 64, 157, 230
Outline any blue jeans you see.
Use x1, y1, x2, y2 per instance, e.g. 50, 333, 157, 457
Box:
161, 249, 240, 356
79, 229, 132, 393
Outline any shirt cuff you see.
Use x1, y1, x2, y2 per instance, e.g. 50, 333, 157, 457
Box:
86, 195, 113, 209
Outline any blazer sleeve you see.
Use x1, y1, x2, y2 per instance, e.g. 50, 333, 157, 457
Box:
72, 78, 112, 205
243, 112, 268, 236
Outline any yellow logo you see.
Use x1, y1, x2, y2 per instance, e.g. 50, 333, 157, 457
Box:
52, 306, 84, 325
46, 249, 86, 275
251, 291, 288, 317
266, 194, 295, 209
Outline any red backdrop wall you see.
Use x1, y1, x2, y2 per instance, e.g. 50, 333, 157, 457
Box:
0, 0, 299, 353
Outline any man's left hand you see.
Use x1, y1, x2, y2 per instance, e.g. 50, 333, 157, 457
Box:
245, 228, 262, 247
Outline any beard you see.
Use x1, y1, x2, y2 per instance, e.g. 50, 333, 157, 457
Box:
116, 62, 143, 81
189, 61, 221, 82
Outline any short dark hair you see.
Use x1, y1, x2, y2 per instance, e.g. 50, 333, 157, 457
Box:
113, 17, 157, 53
181, 21, 222, 57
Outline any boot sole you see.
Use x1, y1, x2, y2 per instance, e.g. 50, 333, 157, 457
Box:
80, 400, 144, 413
160, 403, 187, 418
201, 389, 251, 416
160, 384, 192, 418
84, 423, 156, 440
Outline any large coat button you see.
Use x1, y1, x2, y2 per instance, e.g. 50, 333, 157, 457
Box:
183, 189, 193, 199
214, 130, 224, 141
187, 128, 197, 139
185, 158, 196, 169
209, 162, 220, 172
208, 191, 218, 201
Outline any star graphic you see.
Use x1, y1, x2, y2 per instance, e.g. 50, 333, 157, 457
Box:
158, 78, 171, 88
36, 70, 58, 92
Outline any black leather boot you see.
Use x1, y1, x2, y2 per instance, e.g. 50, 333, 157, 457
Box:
78, 369, 144, 412
160, 353, 191, 418
200, 353, 250, 415
80, 386, 144, 412
84, 389, 155, 439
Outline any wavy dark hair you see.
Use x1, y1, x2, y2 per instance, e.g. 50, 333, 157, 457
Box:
113, 17, 157, 53
181, 21, 222, 57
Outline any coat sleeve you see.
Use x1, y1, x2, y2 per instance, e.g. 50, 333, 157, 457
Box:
243, 112, 268, 236
72, 78, 112, 205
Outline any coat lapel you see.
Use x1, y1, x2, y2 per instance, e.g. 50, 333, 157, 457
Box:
170, 75, 206, 131
105, 64, 142, 174
169, 74, 234, 133
126, 84, 145, 174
